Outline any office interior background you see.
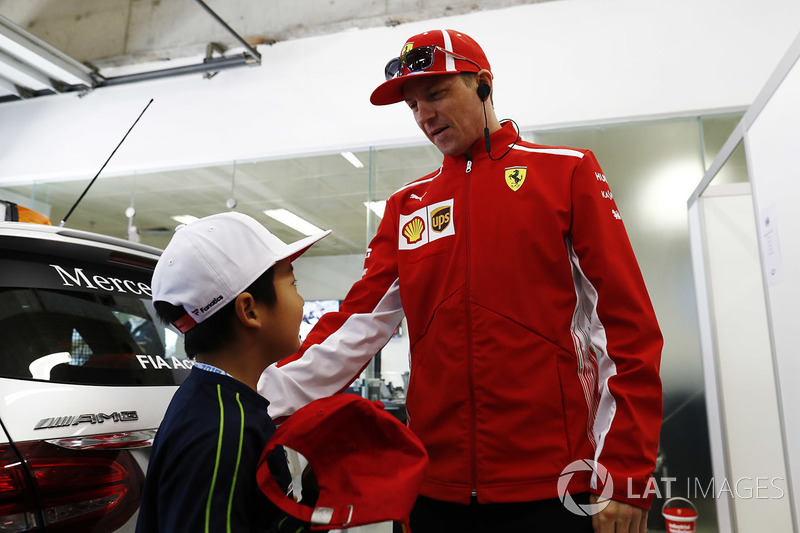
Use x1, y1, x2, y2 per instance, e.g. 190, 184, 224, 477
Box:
1, 0, 799, 531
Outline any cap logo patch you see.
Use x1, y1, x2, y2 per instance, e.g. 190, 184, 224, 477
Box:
401, 42, 414, 59
193, 294, 224, 316
430, 206, 451, 233
505, 167, 527, 192
402, 217, 425, 244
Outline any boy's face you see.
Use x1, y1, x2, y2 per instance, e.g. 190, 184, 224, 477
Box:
262, 258, 305, 358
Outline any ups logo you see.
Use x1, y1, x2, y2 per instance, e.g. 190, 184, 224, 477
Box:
430, 206, 451, 233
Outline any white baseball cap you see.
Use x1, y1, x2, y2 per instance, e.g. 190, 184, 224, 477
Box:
152, 212, 330, 333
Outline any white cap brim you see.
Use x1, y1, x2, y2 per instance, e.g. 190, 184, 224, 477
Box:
286, 230, 332, 262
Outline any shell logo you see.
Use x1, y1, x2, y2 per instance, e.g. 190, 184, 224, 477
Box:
402, 217, 425, 244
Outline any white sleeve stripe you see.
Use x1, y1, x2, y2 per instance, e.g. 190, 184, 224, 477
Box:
566, 239, 618, 488
511, 145, 585, 159
258, 278, 404, 419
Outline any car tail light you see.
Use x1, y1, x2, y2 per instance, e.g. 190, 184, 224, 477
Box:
0, 444, 39, 532
0, 441, 144, 532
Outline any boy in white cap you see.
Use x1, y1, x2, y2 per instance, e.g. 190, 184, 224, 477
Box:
136, 212, 329, 533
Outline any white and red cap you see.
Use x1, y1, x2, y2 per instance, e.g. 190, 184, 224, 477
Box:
370, 29, 491, 106
152, 212, 330, 333
257, 394, 429, 530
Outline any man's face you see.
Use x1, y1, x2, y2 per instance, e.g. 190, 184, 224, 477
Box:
402, 74, 484, 158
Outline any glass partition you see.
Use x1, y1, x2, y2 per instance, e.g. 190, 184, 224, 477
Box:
700, 114, 749, 184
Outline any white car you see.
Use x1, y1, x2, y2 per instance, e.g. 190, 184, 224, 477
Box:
0, 219, 190, 532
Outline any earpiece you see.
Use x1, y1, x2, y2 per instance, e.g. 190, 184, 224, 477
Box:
477, 80, 520, 161
477, 82, 491, 101
478, 81, 492, 154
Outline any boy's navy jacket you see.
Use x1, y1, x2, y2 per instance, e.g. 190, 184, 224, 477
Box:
137, 366, 291, 532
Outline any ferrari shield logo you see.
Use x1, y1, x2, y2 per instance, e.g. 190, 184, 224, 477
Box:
505, 167, 527, 191
401, 42, 414, 60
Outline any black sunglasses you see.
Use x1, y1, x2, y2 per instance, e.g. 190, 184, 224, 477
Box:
384, 45, 482, 81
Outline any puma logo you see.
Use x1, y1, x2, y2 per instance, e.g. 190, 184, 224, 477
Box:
410, 193, 427, 201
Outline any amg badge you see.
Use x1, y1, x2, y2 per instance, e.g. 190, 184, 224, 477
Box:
34, 411, 139, 430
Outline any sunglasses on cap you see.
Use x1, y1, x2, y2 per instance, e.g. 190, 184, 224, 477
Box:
384, 45, 483, 81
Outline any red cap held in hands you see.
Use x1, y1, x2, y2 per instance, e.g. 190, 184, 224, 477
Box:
257, 394, 428, 530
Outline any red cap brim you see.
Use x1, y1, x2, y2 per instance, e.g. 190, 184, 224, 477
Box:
370, 69, 476, 106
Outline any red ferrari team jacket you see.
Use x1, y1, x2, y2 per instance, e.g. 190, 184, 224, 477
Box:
259, 122, 663, 509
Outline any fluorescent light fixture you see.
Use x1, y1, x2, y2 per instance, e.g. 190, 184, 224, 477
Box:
0, 76, 21, 97
0, 50, 57, 90
171, 215, 199, 225
341, 151, 364, 168
0, 15, 95, 87
364, 200, 386, 219
264, 209, 323, 236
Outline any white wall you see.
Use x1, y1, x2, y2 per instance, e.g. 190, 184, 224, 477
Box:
688, 29, 800, 532
695, 185, 790, 532
1, 0, 799, 185
744, 36, 800, 530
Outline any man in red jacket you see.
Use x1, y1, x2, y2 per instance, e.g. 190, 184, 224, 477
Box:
259, 29, 662, 533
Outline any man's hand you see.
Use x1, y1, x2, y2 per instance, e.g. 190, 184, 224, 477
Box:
590, 494, 648, 533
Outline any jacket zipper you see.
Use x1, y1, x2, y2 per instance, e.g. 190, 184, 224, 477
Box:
465, 155, 477, 499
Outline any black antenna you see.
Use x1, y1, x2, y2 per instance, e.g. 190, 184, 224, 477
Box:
59, 98, 154, 227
